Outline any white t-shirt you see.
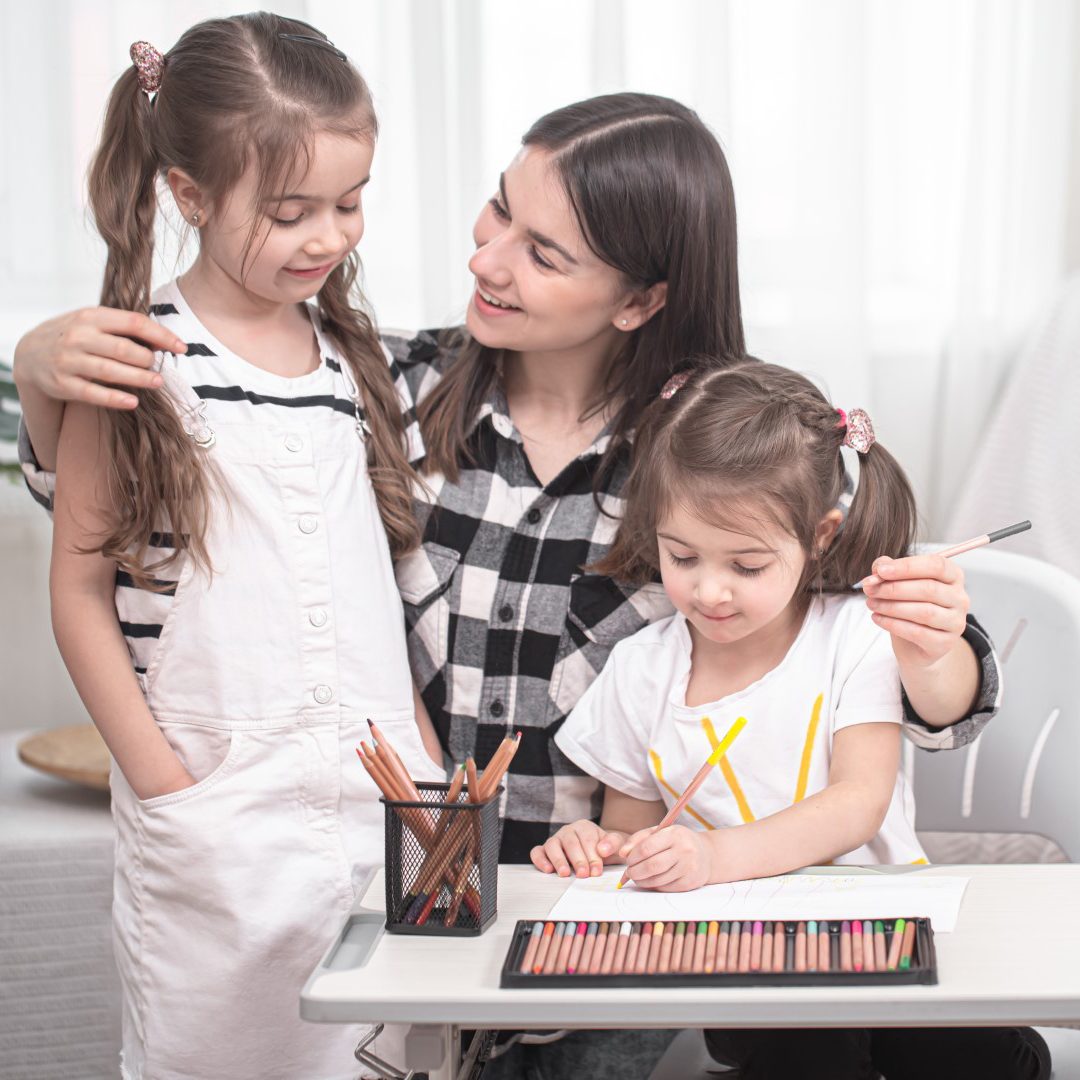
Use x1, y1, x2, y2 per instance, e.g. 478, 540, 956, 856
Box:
555, 594, 926, 865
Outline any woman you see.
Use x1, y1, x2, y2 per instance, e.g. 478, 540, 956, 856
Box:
15, 93, 1004, 1079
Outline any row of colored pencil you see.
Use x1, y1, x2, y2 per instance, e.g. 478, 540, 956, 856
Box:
518, 918, 919, 977
356, 722, 520, 928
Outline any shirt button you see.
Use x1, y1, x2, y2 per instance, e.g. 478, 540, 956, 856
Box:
299, 515, 318, 534
309, 608, 328, 627
526, 508, 542, 525
498, 604, 514, 622
284, 434, 303, 452
313, 684, 333, 704
489, 699, 504, 717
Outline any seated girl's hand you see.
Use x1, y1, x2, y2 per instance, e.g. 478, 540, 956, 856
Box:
619, 824, 713, 892
530, 820, 630, 878
862, 553, 970, 668
13, 307, 185, 410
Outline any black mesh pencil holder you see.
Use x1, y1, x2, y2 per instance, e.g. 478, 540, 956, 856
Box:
382, 782, 502, 936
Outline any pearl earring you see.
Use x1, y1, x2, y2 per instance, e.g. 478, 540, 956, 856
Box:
192, 211, 201, 226
621, 319, 629, 326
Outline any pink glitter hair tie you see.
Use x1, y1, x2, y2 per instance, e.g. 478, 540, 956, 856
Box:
130, 41, 165, 96
836, 407, 876, 454
660, 371, 690, 400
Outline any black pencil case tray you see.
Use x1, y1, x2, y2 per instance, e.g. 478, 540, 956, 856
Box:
499, 917, 938, 988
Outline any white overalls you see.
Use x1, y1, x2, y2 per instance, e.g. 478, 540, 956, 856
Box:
108, 286, 440, 1079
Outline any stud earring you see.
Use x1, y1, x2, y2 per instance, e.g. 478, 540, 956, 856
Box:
621, 319, 629, 327
192, 211, 201, 226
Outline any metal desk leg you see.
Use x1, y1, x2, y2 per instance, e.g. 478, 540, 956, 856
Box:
354, 1024, 415, 1079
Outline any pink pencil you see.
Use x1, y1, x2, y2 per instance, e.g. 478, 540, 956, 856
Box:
856, 520, 1031, 589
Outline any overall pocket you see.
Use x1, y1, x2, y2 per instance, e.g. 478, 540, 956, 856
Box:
136, 722, 243, 812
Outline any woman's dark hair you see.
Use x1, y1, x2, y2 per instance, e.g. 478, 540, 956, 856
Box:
87, 12, 420, 587
593, 361, 917, 594
419, 92, 744, 484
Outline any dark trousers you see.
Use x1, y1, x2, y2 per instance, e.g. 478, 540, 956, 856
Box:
705, 1026, 1051, 1080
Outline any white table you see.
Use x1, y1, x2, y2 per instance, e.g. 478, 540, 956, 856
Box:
302, 864, 1080, 1078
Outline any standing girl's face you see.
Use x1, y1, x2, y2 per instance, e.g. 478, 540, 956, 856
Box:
466, 146, 642, 355
182, 130, 374, 305
656, 501, 811, 649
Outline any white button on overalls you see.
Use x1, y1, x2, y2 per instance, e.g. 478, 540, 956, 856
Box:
284, 433, 303, 452
313, 684, 333, 704
309, 608, 328, 627
298, 513, 318, 533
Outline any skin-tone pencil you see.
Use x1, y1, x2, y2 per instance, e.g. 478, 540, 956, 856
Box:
542, 923, 565, 975
566, 922, 587, 975
576, 922, 599, 975
624, 923, 643, 974
852, 920, 864, 972
773, 921, 786, 972
658, 921, 675, 974
646, 922, 665, 974
750, 921, 764, 971
555, 921, 577, 975
874, 921, 888, 970
855, 520, 1032, 589
737, 921, 753, 973
588, 923, 609, 975
519, 922, 544, 975
818, 922, 831, 972
610, 922, 632, 974
760, 922, 773, 973
805, 921, 817, 972
785, 923, 796, 972
705, 922, 720, 973
862, 921, 876, 973
692, 922, 709, 973
617, 716, 747, 888
726, 921, 741, 972
635, 923, 653, 975
898, 919, 917, 970
532, 922, 555, 975
840, 921, 853, 972
671, 922, 687, 972
715, 922, 730, 973
886, 918, 906, 971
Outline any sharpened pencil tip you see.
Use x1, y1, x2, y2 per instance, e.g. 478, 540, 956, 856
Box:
616, 880, 624, 890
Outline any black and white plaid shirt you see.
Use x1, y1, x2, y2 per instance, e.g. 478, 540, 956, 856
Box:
387, 330, 1001, 864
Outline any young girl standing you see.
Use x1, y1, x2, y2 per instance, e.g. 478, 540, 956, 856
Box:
536, 362, 1049, 1080
48, 14, 440, 1080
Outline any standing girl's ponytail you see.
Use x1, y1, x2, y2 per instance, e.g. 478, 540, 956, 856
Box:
87, 47, 216, 589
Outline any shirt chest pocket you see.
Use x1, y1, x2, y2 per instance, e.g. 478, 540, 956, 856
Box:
549, 574, 673, 717
395, 541, 461, 670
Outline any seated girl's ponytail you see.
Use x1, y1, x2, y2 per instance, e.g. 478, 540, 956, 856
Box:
87, 54, 215, 590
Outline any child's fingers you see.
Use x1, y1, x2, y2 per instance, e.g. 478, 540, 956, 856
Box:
871, 553, 963, 587
596, 830, 629, 861
865, 598, 964, 634
871, 613, 954, 656
539, 836, 573, 877
530, 845, 555, 874
625, 848, 678, 889
559, 828, 600, 878
618, 826, 658, 860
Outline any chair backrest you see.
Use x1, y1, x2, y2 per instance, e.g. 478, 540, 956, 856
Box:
910, 548, 1080, 860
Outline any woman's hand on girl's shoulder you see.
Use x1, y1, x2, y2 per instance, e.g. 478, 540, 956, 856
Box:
861, 553, 970, 668
618, 824, 715, 892
530, 819, 630, 878
13, 307, 185, 410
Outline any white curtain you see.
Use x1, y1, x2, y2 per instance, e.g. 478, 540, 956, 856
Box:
0, 0, 1075, 531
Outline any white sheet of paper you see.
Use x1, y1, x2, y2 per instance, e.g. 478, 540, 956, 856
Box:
547, 870, 970, 931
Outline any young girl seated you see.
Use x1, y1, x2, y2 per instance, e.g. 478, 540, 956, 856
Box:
532, 361, 1050, 1080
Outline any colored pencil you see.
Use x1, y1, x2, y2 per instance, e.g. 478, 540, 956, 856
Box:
750, 921, 764, 971
785, 922, 796, 972
588, 923, 608, 975
830, 923, 841, 971
634, 923, 652, 974
873, 920, 887, 970
760, 922, 773, 973
796, 921, 808, 972
898, 919, 917, 970
738, 921, 753, 973
554, 921, 576, 974
774, 921, 786, 971
862, 921, 875, 972
715, 921, 730, 973
646, 921, 665, 974
705, 921, 720, 973
624, 923, 643, 974
886, 918, 906, 971
806, 921, 817, 971
611, 922, 632, 973
542, 923, 565, 975
818, 921, 831, 972
520, 922, 544, 974
671, 922, 687, 972
577, 922, 599, 975
658, 921, 675, 974
691, 922, 707, 973
566, 922, 587, 974
852, 920, 863, 972
617, 716, 747, 888
726, 921, 742, 971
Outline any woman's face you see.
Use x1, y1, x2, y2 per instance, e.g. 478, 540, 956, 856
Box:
466, 146, 640, 357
